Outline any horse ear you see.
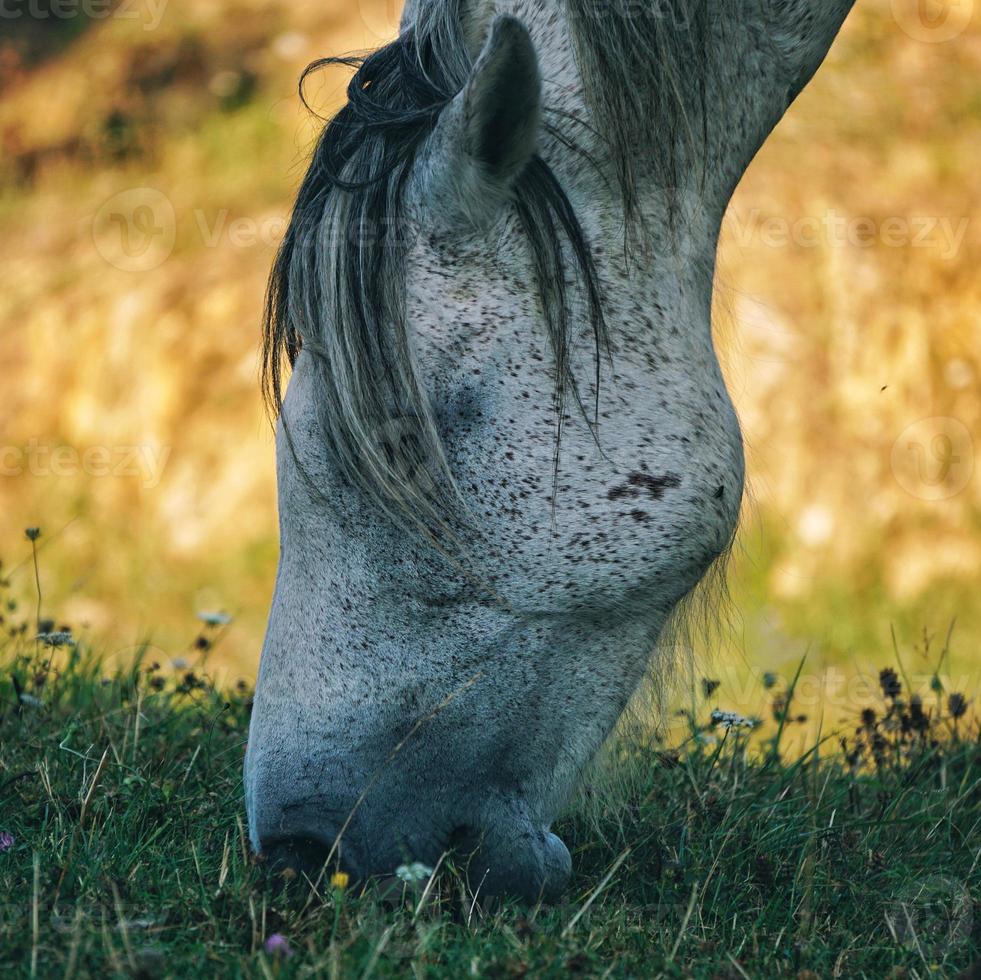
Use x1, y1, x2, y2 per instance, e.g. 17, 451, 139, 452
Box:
419, 15, 541, 229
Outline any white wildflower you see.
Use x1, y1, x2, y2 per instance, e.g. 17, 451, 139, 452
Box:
395, 862, 433, 884
710, 709, 758, 731
197, 611, 232, 626
36, 631, 74, 648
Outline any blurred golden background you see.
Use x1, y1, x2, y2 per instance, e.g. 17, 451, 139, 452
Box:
1, 0, 978, 730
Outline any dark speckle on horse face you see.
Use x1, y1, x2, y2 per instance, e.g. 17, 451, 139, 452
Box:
607, 471, 681, 502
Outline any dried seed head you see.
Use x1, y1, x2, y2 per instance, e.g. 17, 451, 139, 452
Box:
701, 678, 720, 698
949, 693, 968, 719
879, 668, 901, 700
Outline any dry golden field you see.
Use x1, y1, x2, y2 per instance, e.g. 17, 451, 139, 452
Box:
1, 0, 979, 733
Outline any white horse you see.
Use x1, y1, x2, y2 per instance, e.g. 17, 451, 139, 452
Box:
245, 0, 856, 900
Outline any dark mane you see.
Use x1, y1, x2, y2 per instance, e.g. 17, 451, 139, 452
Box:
566, 0, 718, 225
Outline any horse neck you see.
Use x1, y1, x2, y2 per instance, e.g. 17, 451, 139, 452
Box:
471, 0, 856, 223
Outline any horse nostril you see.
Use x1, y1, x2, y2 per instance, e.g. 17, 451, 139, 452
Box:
447, 824, 478, 851
262, 836, 338, 880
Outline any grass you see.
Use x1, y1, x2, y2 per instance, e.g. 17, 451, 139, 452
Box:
2, 0, 981, 683
1, 583, 978, 977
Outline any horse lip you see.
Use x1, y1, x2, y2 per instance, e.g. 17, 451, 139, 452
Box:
453, 822, 572, 902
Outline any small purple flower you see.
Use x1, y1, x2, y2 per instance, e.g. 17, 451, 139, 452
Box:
263, 933, 292, 958
0, 832, 14, 852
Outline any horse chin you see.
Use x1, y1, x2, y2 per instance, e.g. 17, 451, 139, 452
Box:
457, 826, 572, 903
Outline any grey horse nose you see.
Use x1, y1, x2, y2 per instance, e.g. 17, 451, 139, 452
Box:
460, 826, 572, 902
